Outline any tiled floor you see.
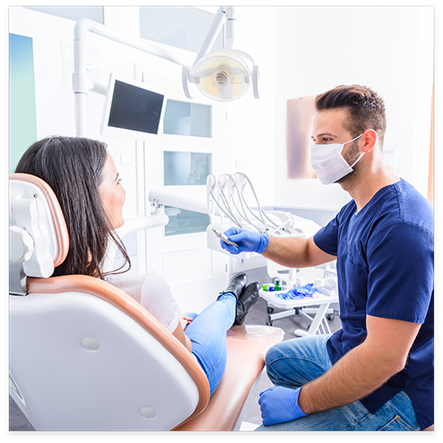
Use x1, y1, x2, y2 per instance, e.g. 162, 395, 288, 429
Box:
9, 269, 341, 431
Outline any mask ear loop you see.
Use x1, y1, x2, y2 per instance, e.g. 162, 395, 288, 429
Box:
349, 131, 377, 168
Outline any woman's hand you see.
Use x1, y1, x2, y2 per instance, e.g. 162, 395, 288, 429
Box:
173, 318, 193, 352
181, 315, 194, 329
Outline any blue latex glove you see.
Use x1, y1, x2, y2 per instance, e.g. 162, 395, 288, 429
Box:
220, 227, 269, 254
259, 386, 307, 426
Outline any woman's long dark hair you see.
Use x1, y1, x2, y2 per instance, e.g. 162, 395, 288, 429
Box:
15, 136, 131, 279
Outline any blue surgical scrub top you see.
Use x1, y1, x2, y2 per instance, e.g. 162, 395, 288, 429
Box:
313, 179, 434, 430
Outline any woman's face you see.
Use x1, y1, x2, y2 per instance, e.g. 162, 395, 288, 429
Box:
99, 154, 126, 229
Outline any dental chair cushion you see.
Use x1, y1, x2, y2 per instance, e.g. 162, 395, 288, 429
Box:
27, 275, 211, 424
27, 276, 283, 431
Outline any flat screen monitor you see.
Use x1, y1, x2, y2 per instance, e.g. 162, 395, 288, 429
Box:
101, 74, 166, 140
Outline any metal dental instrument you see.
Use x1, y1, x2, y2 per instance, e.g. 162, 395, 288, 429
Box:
212, 228, 239, 247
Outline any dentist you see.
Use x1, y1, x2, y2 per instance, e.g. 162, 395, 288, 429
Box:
221, 85, 434, 431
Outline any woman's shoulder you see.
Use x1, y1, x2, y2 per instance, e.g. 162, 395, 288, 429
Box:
105, 270, 164, 284
105, 271, 180, 332
105, 271, 171, 300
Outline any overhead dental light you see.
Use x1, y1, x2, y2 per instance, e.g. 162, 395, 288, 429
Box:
182, 7, 259, 101
183, 49, 259, 102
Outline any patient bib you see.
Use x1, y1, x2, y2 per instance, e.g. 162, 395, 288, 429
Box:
106, 271, 181, 333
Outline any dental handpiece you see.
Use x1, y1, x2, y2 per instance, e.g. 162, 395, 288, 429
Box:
212, 228, 239, 247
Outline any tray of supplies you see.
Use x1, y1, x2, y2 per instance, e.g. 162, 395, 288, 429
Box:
259, 283, 338, 310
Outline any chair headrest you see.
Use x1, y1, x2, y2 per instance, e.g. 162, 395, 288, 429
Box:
9, 173, 69, 280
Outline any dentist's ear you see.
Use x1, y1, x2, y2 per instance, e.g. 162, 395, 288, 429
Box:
362, 129, 378, 154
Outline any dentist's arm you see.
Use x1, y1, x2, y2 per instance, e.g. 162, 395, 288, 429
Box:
263, 234, 335, 268
297, 315, 421, 414
259, 315, 421, 425
221, 227, 335, 268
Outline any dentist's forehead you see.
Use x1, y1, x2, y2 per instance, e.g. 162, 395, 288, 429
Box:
312, 108, 350, 137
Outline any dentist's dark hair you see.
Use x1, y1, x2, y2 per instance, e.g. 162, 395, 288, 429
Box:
15, 136, 131, 279
315, 84, 387, 147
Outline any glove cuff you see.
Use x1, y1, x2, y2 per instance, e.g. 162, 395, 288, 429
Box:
290, 386, 308, 418
257, 233, 270, 254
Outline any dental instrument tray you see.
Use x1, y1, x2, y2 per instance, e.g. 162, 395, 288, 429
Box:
259, 283, 336, 310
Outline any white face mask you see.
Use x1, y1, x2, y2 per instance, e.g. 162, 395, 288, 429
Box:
310, 133, 366, 185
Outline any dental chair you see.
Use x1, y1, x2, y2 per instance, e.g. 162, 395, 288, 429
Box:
9, 173, 284, 431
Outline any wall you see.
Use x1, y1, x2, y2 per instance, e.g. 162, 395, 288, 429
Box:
9, 8, 159, 151
273, 6, 434, 211
9, 33, 38, 173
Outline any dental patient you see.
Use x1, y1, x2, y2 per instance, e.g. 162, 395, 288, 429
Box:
16, 136, 260, 396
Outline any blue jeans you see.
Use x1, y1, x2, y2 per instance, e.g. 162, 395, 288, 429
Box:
184, 293, 236, 396
255, 335, 420, 431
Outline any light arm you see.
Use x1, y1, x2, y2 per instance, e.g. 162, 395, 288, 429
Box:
191, 6, 241, 66
149, 188, 208, 214
192, 7, 227, 67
